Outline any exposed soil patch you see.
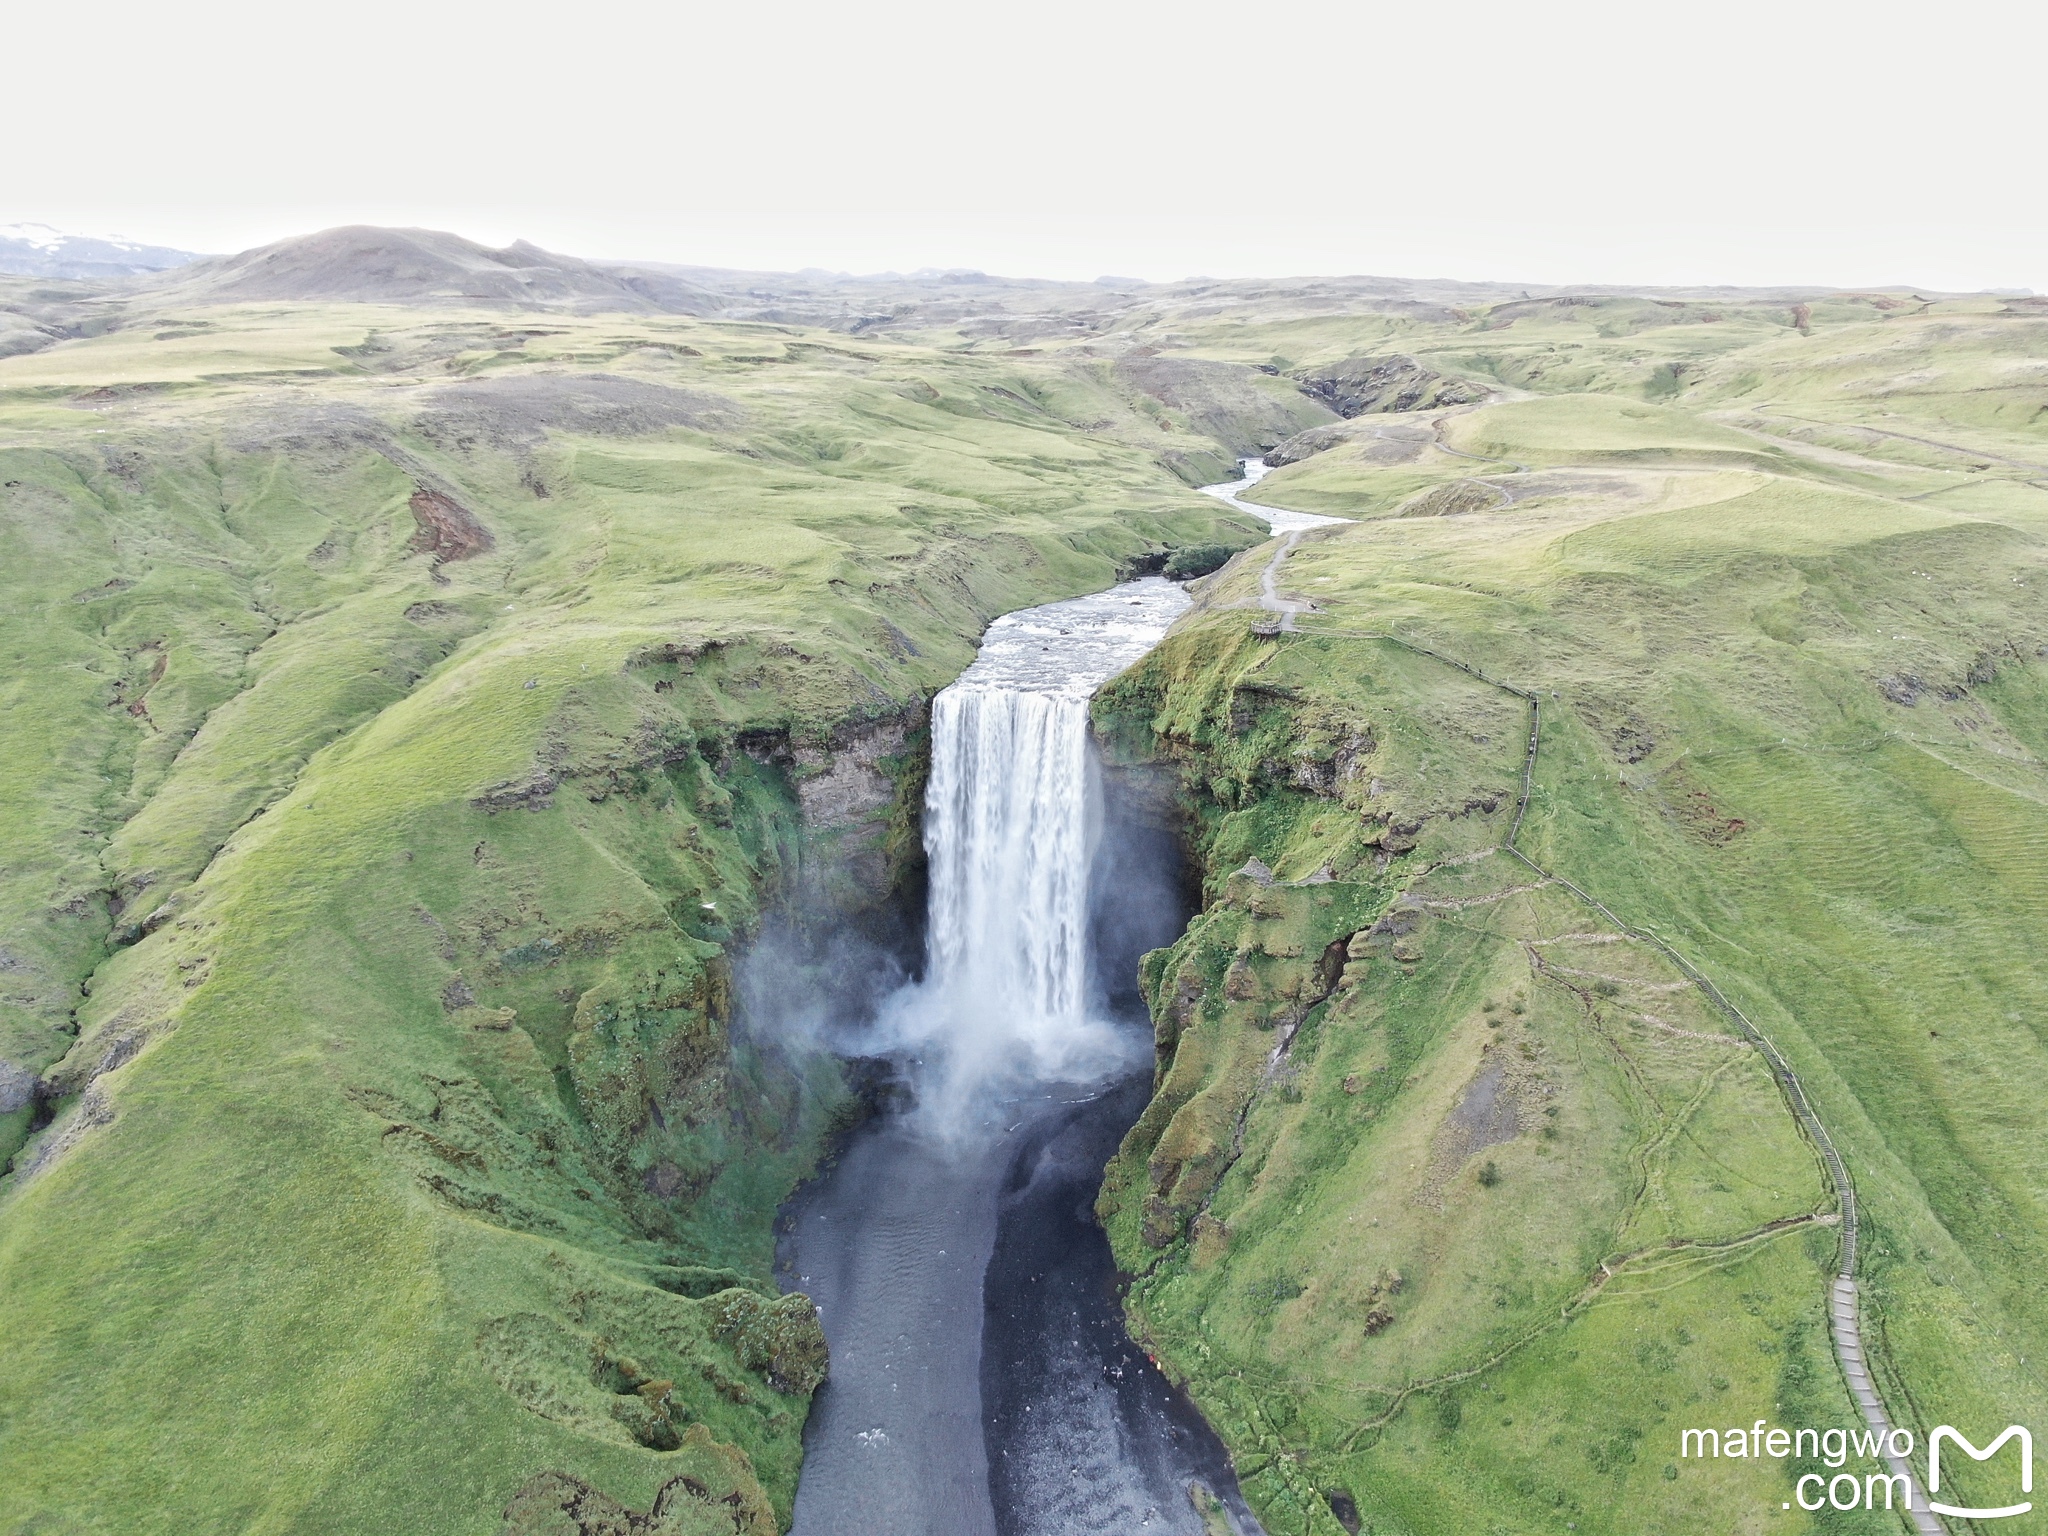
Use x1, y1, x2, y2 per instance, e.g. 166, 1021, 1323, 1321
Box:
1573, 696, 1658, 763
65, 383, 167, 409
1398, 479, 1505, 517
470, 772, 558, 814
0, 1058, 41, 1115
1654, 766, 1748, 845
1449, 1057, 1520, 1147
1416, 1052, 1539, 1209
408, 487, 493, 565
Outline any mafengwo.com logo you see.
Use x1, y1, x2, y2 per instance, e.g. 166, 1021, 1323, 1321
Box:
1680, 1420, 2032, 1517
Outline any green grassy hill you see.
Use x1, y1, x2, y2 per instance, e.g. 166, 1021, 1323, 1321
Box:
3, 251, 2044, 1534
1095, 295, 2048, 1533
0, 290, 1262, 1533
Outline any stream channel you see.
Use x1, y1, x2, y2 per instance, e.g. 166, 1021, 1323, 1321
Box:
775, 530, 1282, 1534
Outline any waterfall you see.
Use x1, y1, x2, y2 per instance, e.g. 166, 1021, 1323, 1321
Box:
925, 686, 1100, 1040
783, 573, 1266, 1536
879, 578, 1191, 1130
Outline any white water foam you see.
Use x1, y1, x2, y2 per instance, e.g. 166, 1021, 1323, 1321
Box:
879, 578, 1189, 1131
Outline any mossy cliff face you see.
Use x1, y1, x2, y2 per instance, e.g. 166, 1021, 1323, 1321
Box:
1117, 871, 1377, 1251
1094, 616, 1518, 1265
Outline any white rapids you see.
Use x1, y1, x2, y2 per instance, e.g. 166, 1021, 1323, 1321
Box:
783, 573, 1264, 1536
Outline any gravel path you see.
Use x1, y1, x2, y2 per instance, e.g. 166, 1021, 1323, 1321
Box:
1834, 1275, 1947, 1534
1196, 458, 1348, 633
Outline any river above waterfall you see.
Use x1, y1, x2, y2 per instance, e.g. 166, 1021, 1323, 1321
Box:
776, 576, 1263, 1536
1199, 457, 1349, 534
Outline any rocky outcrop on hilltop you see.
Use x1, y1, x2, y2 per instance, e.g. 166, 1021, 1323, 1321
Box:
1263, 423, 1354, 466
1292, 354, 1485, 418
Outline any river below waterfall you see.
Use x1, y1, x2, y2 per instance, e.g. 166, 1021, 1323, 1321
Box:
775, 577, 1264, 1536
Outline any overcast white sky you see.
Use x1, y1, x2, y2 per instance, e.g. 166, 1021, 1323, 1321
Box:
6, 0, 2041, 290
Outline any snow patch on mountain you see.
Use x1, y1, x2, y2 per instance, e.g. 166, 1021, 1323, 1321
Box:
0, 224, 203, 280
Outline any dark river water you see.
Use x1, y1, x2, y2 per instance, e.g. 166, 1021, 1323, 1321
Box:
776, 1071, 1261, 1536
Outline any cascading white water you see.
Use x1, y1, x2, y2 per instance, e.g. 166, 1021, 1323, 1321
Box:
924, 687, 1098, 1035
880, 578, 1191, 1130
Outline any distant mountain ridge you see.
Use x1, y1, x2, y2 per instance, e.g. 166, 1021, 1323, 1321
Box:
0, 223, 202, 280
144, 226, 722, 314
5, 223, 2025, 356
9, 220, 2032, 313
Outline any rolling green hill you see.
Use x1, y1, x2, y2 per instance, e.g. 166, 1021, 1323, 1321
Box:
1095, 298, 2048, 1534
3, 245, 2045, 1534
0, 283, 1263, 1533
